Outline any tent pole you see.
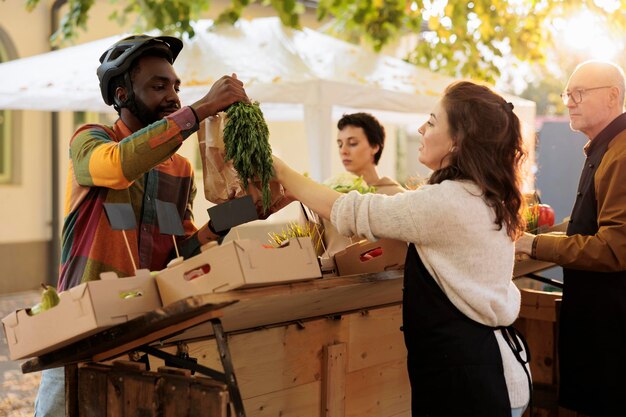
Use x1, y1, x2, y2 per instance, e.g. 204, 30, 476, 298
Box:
47, 0, 66, 286
304, 103, 333, 182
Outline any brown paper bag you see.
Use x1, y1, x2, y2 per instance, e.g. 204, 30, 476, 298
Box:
197, 113, 287, 217
197, 113, 242, 202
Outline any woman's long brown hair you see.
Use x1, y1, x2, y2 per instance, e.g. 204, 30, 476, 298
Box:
428, 81, 527, 239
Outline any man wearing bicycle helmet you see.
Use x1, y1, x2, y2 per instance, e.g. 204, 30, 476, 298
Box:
34, 34, 249, 417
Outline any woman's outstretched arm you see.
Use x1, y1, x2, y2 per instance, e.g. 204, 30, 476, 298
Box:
272, 156, 340, 220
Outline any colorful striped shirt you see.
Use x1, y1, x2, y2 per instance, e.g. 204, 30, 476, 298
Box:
59, 107, 201, 291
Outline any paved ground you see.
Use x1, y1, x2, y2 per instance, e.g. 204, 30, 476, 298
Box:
0, 290, 41, 417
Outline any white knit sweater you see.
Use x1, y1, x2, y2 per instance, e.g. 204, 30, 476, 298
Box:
331, 179, 530, 408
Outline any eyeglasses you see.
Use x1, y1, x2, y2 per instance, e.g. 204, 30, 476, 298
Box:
560, 86, 613, 105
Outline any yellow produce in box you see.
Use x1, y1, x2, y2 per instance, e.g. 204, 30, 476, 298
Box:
27, 284, 60, 316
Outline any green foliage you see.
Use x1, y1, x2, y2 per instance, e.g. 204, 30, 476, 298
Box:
28, 0, 209, 44
317, 0, 422, 52
222, 102, 274, 213
109, 0, 209, 39
406, 0, 555, 83
215, 0, 252, 25
24, 0, 626, 87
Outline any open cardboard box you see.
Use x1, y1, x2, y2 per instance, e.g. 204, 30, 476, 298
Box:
2, 270, 161, 360
156, 237, 322, 306
513, 221, 568, 278
333, 238, 408, 276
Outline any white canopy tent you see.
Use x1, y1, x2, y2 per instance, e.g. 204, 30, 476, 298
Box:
0, 17, 535, 181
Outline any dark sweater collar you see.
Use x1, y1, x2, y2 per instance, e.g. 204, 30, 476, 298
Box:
585, 112, 626, 156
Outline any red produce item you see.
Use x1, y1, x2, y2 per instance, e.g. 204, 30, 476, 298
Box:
536, 204, 555, 228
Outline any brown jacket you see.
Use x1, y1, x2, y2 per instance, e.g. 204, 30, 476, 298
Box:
534, 115, 626, 271
534, 113, 626, 416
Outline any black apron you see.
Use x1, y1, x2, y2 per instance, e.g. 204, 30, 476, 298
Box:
402, 243, 524, 417
559, 118, 626, 417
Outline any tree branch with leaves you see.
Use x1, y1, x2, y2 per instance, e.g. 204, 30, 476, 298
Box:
25, 0, 626, 90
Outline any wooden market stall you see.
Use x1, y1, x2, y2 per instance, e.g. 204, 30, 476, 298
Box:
19, 267, 572, 417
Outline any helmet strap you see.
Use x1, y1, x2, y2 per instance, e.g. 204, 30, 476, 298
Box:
113, 72, 138, 114
114, 68, 157, 126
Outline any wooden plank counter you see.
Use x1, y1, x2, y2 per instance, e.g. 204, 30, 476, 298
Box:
163, 269, 405, 342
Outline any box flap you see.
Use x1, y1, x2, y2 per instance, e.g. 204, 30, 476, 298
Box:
69, 283, 88, 300
2, 310, 19, 328
134, 268, 151, 278
232, 239, 253, 252
100, 271, 119, 280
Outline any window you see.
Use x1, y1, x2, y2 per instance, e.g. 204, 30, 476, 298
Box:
0, 109, 10, 183
0, 29, 16, 184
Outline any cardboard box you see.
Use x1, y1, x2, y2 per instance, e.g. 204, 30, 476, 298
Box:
2, 270, 161, 360
156, 237, 322, 305
334, 238, 407, 276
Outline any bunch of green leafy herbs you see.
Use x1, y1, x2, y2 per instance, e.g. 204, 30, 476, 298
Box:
223, 101, 274, 213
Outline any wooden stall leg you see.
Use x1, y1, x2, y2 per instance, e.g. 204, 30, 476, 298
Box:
322, 343, 347, 417
211, 318, 246, 417
64, 364, 78, 417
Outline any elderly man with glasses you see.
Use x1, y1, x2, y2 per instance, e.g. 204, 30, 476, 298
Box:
517, 60, 626, 417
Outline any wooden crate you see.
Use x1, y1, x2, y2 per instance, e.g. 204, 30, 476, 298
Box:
78, 361, 229, 417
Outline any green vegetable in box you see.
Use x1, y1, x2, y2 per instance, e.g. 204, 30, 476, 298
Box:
223, 101, 274, 213
119, 289, 143, 299
322, 172, 376, 194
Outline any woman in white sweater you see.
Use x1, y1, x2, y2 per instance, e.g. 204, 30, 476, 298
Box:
273, 81, 530, 417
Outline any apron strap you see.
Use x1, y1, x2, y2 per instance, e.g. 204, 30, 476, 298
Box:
498, 325, 534, 416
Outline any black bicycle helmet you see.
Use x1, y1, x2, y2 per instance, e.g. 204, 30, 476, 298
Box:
97, 35, 183, 106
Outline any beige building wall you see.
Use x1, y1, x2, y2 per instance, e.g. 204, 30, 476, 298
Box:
0, 2, 54, 293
